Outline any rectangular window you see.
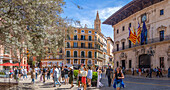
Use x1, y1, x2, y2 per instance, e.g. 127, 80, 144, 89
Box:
73, 42, 78, 48
74, 35, 77, 40
74, 59, 78, 64
122, 42, 125, 50
74, 30, 77, 33
67, 59, 70, 64
129, 23, 131, 28
88, 36, 92, 41
160, 30, 164, 41
81, 35, 85, 40
129, 60, 132, 68
160, 9, 164, 15
117, 29, 119, 34
81, 59, 85, 64
81, 43, 85, 48
88, 43, 92, 48
122, 26, 125, 31
160, 57, 164, 68
117, 44, 119, 51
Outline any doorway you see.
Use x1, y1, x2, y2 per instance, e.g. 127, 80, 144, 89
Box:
139, 54, 151, 68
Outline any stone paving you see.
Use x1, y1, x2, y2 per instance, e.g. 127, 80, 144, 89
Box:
1, 74, 170, 90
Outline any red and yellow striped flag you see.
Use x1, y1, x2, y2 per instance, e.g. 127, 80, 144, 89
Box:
137, 23, 141, 43
129, 27, 137, 45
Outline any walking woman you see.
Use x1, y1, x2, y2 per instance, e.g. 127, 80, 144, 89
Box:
97, 67, 103, 88
61, 66, 65, 83
47, 68, 51, 80
81, 67, 87, 90
9, 68, 13, 80
69, 66, 74, 88
87, 66, 92, 87
112, 67, 124, 90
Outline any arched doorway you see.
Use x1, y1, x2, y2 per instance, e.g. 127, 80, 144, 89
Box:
139, 54, 151, 68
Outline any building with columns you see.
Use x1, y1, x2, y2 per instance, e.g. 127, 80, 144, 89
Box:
103, 0, 170, 70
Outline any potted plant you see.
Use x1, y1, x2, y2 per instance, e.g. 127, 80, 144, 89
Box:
91, 72, 98, 86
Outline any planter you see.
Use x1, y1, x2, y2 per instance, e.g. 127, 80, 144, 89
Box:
91, 81, 97, 87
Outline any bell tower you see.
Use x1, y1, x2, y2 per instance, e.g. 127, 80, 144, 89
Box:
94, 11, 101, 32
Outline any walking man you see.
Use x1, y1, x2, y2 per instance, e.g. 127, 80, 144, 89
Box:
106, 65, 113, 87
53, 66, 61, 87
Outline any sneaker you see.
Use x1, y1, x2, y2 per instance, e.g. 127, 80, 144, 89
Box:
59, 85, 61, 87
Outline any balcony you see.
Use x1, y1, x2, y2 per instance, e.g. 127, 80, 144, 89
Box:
65, 46, 103, 51
65, 38, 95, 41
113, 35, 170, 53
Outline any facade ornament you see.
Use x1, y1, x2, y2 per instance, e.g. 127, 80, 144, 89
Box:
119, 52, 127, 59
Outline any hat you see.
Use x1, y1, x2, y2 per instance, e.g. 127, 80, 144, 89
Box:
70, 66, 73, 69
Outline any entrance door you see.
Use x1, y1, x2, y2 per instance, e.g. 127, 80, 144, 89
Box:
139, 54, 151, 68
122, 60, 125, 69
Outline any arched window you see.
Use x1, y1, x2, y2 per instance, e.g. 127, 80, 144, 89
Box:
88, 60, 92, 65
66, 51, 70, 57
67, 42, 70, 48
74, 51, 78, 57
81, 30, 84, 33
81, 51, 85, 57
74, 35, 77, 40
88, 51, 92, 58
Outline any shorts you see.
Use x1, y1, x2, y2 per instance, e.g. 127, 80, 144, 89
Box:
65, 74, 68, 79
116, 82, 121, 88
81, 77, 86, 84
78, 76, 82, 82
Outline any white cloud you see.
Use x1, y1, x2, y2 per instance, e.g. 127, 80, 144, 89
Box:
97, 6, 122, 20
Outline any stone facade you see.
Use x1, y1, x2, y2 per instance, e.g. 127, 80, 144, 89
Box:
104, 0, 170, 70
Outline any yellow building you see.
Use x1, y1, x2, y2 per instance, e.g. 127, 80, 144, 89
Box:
64, 11, 105, 67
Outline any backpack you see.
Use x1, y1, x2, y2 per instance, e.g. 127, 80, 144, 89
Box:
64, 69, 68, 74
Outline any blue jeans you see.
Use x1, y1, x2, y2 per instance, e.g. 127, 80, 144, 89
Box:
23, 74, 27, 79
36, 73, 38, 79
32, 79, 35, 83
54, 77, 61, 86
47, 75, 50, 80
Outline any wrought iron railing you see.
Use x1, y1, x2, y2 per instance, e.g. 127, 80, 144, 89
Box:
113, 35, 170, 52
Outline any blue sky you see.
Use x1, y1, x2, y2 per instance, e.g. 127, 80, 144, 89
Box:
61, 0, 132, 40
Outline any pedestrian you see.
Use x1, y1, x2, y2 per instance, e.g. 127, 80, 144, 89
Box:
23, 68, 27, 79
97, 67, 103, 88
14, 67, 18, 83
112, 67, 125, 90
168, 67, 170, 78
149, 68, 152, 78
78, 64, 84, 89
42, 67, 46, 83
31, 68, 35, 84
61, 66, 65, 83
35, 67, 38, 79
136, 68, 139, 74
69, 66, 74, 88
138, 68, 141, 76
81, 67, 88, 90
53, 65, 61, 87
131, 68, 134, 76
58, 65, 61, 82
9, 68, 13, 80
40, 68, 43, 82
106, 65, 113, 87
146, 69, 149, 77
18, 68, 22, 79
47, 68, 51, 80
87, 66, 92, 87
64, 66, 69, 84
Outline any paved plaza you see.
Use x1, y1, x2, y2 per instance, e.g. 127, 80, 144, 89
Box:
1, 74, 170, 90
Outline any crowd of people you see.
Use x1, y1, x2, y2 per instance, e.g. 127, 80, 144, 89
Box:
5, 65, 170, 90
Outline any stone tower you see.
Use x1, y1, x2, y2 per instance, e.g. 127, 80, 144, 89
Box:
94, 11, 101, 32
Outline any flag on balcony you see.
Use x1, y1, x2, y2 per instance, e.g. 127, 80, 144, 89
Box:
129, 27, 137, 45
137, 22, 141, 43
141, 21, 147, 44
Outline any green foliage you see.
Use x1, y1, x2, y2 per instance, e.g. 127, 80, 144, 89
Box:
0, 0, 80, 60
0, 72, 5, 75
92, 72, 98, 81
73, 70, 79, 78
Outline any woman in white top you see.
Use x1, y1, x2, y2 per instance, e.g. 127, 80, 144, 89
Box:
97, 67, 103, 88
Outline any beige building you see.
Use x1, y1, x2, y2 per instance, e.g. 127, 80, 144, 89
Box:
103, 0, 170, 70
